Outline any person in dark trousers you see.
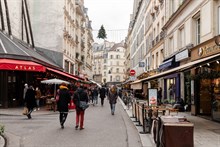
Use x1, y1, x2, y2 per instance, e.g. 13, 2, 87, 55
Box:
108, 85, 118, 115
73, 86, 89, 130
92, 87, 99, 105
99, 86, 106, 106
57, 83, 71, 129
24, 85, 36, 119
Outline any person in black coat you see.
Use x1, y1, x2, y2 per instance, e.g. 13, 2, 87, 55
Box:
73, 86, 89, 130
57, 83, 71, 129
24, 86, 36, 119
99, 86, 106, 106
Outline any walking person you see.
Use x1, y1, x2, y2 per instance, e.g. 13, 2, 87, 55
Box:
99, 86, 106, 106
108, 85, 118, 115
56, 83, 71, 129
73, 85, 89, 130
35, 87, 41, 110
92, 87, 99, 105
24, 85, 36, 119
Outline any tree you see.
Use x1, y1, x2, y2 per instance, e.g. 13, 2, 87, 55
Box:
97, 25, 107, 39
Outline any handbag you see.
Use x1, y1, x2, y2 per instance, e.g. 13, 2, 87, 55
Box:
55, 89, 60, 101
22, 107, 28, 115
78, 93, 89, 110
68, 99, 75, 109
79, 101, 89, 110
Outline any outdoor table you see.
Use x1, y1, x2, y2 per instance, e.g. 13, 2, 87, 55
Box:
158, 115, 194, 147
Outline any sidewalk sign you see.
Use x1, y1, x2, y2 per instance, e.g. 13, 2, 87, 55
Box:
148, 88, 157, 106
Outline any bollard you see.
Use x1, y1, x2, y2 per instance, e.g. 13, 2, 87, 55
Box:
132, 101, 139, 122
140, 103, 148, 134
136, 102, 142, 126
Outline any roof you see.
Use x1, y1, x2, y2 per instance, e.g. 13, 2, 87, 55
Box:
0, 31, 61, 70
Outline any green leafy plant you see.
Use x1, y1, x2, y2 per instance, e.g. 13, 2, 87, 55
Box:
0, 124, 4, 135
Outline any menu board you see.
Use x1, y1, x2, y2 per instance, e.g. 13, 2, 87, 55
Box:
148, 88, 157, 106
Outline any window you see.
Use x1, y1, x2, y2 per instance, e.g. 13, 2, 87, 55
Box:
104, 59, 107, 63
169, 36, 174, 55
116, 76, 120, 81
104, 72, 106, 76
116, 68, 119, 73
196, 18, 201, 44
110, 76, 112, 81
116, 55, 120, 59
219, 7, 220, 34
104, 65, 107, 69
110, 55, 113, 59
179, 26, 185, 49
117, 61, 119, 65
65, 60, 69, 72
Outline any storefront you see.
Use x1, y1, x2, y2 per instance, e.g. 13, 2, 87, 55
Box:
0, 33, 81, 108
190, 38, 220, 121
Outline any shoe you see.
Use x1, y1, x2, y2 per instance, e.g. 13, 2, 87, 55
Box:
79, 127, 84, 130
111, 112, 114, 115
27, 114, 32, 119
75, 125, 78, 130
34, 109, 37, 112
37, 108, 40, 110
61, 125, 64, 129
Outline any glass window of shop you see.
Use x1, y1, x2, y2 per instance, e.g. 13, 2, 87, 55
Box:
166, 78, 175, 103
196, 62, 220, 121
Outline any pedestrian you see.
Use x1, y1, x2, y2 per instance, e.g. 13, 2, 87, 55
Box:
108, 85, 118, 115
24, 85, 36, 119
35, 87, 41, 110
92, 87, 99, 105
157, 87, 162, 105
23, 83, 28, 102
56, 82, 71, 129
88, 87, 93, 104
73, 85, 89, 130
99, 86, 106, 106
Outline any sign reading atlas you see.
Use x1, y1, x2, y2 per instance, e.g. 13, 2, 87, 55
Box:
15, 65, 36, 70
198, 44, 220, 57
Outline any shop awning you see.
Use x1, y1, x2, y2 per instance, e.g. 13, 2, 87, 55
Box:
0, 59, 46, 72
46, 67, 79, 81
130, 82, 142, 89
141, 53, 220, 82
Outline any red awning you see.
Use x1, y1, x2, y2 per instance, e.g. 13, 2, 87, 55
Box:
0, 59, 46, 72
47, 67, 79, 81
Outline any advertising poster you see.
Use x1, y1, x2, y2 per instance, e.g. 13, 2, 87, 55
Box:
148, 88, 157, 106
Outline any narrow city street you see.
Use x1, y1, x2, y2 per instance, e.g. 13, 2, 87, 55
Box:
0, 99, 142, 147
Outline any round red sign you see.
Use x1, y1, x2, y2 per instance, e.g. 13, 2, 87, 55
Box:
130, 69, 136, 76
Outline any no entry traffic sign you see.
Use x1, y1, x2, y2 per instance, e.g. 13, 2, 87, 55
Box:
130, 69, 136, 76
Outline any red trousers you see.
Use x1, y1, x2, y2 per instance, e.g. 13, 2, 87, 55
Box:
76, 110, 85, 128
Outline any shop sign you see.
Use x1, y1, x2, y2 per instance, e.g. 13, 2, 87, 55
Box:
175, 49, 189, 62
198, 44, 220, 57
139, 62, 145, 67
14, 65, 36, 70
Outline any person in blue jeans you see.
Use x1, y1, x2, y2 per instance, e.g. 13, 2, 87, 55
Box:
92, 87, 99, 105
108, 85, 118, 115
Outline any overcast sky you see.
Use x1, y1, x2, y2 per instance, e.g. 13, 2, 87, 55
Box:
84, 0, 133, 43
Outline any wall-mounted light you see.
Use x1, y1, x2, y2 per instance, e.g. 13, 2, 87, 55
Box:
200, 65, 202, 68
217, 61, 219, 64
207, 63, 210, 66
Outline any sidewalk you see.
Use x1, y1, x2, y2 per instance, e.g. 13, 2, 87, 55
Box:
1, 101, 220, 147
118, 98, 220, 147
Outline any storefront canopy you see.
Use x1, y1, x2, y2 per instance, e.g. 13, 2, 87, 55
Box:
46, 67, 79, 81
0, 59, 46, 72
140, 53, 220, 83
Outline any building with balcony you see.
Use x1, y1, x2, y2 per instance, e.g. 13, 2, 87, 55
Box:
7, 0, 93, 79
127, 0, 220, 121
